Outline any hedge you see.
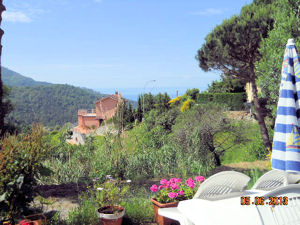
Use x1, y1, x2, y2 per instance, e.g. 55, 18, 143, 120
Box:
196, 93, 246, 110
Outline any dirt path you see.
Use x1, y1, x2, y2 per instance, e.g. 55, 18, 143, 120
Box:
209, 160, 269, 175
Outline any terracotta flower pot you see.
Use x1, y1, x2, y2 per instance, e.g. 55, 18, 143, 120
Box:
151, 198, 179, 225
97, 205, 125, 225
24, 214, 46, 225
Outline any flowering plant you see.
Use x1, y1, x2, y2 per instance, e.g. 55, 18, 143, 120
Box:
150, 176, 205, 203
93, 175, 131, 210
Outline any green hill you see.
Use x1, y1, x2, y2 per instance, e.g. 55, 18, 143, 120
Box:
2, 67, 106, 127
3, 67, 137, 128
7, 84, 105, 127
2, 67, 51, 87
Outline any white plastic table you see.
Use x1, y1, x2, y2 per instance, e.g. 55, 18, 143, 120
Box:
176, 190, 268, 225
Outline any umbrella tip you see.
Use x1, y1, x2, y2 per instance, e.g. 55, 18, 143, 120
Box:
287, 39, 295, 46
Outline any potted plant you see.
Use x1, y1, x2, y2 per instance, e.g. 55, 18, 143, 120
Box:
93, 175, 130, 225
150, 176, 205, 225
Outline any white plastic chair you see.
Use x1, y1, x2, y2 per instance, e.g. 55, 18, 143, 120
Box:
252, 170, 289, 191
193, 171, 251, 200
256, 184, 300, 225
252, 170, 300, 192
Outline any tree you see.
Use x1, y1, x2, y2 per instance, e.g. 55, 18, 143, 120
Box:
154, 92, 171, 112
208, 75, 245, 93
185, 88, 200, 100
135, 96, 143, 122
256, 0, 300, 118
196, 1, 275, 151
172, 104, 245, 167
0, 125, 47, 222
0, 1, 5, 135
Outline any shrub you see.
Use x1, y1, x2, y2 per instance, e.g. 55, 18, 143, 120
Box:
172, 104, 245, 167
0, 125, 47, 222
196, 93, 246, 110
66, 195, 98, 225
180, 99, 195, 112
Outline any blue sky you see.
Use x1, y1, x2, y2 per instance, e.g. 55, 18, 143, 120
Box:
2, 0, 252, 97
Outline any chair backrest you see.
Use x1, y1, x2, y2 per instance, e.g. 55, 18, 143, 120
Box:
252, 170, 289, 191
193, 171, 250, 201
256, 184, 300, 225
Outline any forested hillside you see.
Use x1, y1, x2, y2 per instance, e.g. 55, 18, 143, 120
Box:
6, 84, 105, 127
2, 67, 108, 127
2, 67, 51, 87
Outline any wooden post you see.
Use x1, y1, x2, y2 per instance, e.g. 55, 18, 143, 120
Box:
0, 0, 5, 135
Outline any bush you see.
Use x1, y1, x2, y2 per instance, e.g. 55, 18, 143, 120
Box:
196, 93, 246, 110
196, 93, 213, 104
221, 122, 267, 164
172, 103, 245, 168
0, 125, 48, 222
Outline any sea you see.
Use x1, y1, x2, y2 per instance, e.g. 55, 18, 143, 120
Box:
95, 86, 208, 102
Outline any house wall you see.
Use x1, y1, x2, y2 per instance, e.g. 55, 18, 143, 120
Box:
78, 115, 84, 127
82, 116, 99, 128
96, 98, 118, 119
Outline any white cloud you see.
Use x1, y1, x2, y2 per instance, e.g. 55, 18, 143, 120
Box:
189, 8, 223, 16
3, 11, 32, 23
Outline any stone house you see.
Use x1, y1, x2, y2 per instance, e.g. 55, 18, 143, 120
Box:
73, 92, 122, 134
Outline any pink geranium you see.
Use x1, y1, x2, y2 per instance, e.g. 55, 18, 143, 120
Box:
160, 179, 168, 185
170, 178, 176, 183
178, 190, 185, 195
168, 192, 178, 198
165, 181, 171, 188
185, 178, 195, 189
150, 184, 158, 192
171, 183, 179, 190
185, 178, 195, 185
175, 178, 182, 183
195, 176, 205, 183
151, 175, 205, 203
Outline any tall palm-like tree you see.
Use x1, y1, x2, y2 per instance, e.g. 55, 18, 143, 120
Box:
0, 0, 5, 135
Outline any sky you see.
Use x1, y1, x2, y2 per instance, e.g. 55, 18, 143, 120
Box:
2, 0, 252, 99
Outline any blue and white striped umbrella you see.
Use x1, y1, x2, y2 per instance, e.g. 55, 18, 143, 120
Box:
272, 38, 300, 172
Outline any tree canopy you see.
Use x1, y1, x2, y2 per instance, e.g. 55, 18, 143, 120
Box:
196, 0, 275, 150
256, 0, 300, 117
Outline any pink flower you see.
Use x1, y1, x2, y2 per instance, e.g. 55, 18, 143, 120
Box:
195, 176, 205, 183
160, 179, 168, 185
185, 178, 195, 189
175, 178, 182, 183
170, 178, 176, 183
171, 183, 179, 190
150, 184, 158, 192
187, 182, 195, 189
165, 181, 171, 188
168, 192, 178, 198
185, 178, 195, 185
178, 190, 185, 195
159, 185, 164, 190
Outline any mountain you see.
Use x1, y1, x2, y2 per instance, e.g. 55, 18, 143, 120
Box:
2, 67, 52, 87
2, 67, 105, 127
7, 84, 105, 127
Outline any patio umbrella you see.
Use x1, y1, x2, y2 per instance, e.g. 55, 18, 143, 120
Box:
272, 38, 300, 172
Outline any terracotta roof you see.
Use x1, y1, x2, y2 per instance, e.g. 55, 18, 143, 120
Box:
95, 94, 118, 103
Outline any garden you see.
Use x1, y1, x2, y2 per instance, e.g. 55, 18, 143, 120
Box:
1, 0, 299, 224
0, 90, 270, 224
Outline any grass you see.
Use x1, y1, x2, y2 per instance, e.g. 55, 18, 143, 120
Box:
245, 167, 266, 189
221, 122, 266, 164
